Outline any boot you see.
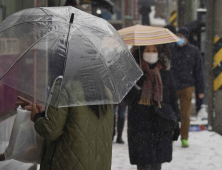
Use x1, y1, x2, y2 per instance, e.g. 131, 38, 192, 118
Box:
0, 154, 5, 161
116, 118, 125, 144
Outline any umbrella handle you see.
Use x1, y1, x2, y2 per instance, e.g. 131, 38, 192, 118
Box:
70, 13, 74, 23
45, 76, 63, 119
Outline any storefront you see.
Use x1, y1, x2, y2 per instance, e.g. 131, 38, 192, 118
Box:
0, 0, 48, 23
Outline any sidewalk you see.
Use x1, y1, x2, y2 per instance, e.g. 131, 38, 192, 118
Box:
1, 117, 222, 170
112, 122, 222, 170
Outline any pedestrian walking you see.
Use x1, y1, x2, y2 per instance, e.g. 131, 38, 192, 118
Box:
113, 101, 127, 144
170, 27, 205, 147
185, 21, 206, 115
124, 44, 181, 170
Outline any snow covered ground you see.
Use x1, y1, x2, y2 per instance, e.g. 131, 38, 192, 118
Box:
112, 123, 222, 170
1, 116, 222, 170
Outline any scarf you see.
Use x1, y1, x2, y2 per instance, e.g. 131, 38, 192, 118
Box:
138, 60, 163, 108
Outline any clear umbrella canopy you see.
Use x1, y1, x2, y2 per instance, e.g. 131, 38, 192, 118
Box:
0, 6, 143, 108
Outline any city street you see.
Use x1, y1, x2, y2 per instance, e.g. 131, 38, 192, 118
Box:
1, 117, 222, 170
1, 1, 222, 170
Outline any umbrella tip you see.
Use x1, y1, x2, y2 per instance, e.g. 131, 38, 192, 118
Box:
70, 13, 74, 23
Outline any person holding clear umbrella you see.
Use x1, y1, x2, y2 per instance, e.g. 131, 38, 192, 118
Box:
34, 82, 113, 170
0, 70, 115, 170
0, 6, 143, 170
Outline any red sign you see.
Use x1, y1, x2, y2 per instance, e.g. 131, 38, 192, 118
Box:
0, 55, 19, 118
0, 38, 20, 118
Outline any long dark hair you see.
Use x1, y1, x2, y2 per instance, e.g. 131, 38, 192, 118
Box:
131, 44, 171, 70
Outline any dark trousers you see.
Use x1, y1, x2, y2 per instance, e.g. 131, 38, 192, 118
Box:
113, 105, 126, 139
113, 105, 126, 120
137, 164, 162, 170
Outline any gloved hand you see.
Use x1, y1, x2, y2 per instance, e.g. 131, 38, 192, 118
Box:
172, 122, 180, 141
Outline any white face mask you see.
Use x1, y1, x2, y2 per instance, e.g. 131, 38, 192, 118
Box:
143, 53, 158, 64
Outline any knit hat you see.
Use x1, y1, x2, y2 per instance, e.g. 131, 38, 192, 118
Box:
178, 27, 190, 39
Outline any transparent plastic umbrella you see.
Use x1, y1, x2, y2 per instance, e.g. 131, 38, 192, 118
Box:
0, 6, 143, 112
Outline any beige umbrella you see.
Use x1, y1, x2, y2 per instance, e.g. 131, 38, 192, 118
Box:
118, 24, 179, 46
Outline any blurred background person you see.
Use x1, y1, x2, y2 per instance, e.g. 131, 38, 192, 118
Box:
170, 27, 205, 148
113, 102, 127, 144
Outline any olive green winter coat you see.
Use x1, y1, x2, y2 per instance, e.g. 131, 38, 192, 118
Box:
34, 82, 113, 170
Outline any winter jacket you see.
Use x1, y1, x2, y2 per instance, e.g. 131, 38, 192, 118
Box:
170, 43, 205, 93
124, 70, 180, 165
34, 82, 113, 170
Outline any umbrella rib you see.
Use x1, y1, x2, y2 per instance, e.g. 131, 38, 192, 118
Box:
0, 25, 67, 81
75, 26, 120, 101
25, 21, 68, 30
0, 21, 68, 34
75, 23, 123, 44
55, 12, 74, 108
75, 23, 109, 34
48, 30, 66, 52
74, 23, 123, 45
74, 24, 141, 91
48, 26, 82, 53
68, 6, 71, 18
75, 24, 138, 76
40, 7, 49, 16
74, 16, 98, 22
66, 7, 98, 22
40, 8, 67, 21
75, 23, 134, 61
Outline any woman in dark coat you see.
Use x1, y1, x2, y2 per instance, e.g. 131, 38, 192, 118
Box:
124, 45, 181, 170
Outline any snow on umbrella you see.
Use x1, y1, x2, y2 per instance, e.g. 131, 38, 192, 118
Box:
0, 6, 142, 113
